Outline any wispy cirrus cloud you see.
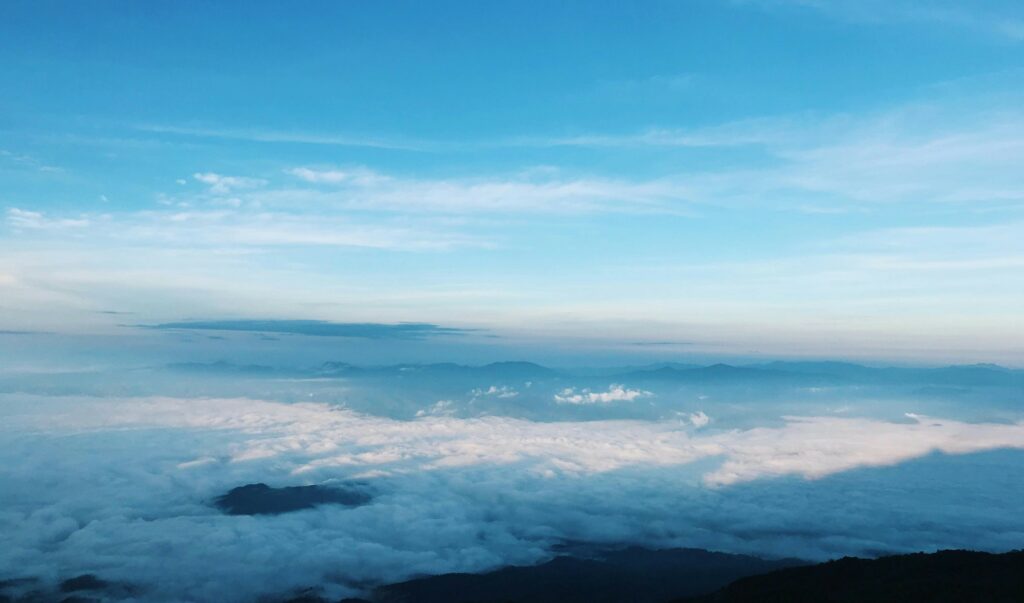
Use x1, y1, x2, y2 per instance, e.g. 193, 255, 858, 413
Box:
4, 206, 481, 251
286, 166, 389, 186
736, 0, 1024, 41
507, 115, 801, 149
119, 84, 1024, 216
135, 124, 431, 151
0, 149, 62, 173
268, 169, 682, 214
192, 172, 267, 194
6, 208, 90, 230
512, 100, 1024, 208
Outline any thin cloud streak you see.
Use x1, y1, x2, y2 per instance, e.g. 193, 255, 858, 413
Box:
146, 319, 471, 340
134, 124, 434, 151
737, 0, 1024, 41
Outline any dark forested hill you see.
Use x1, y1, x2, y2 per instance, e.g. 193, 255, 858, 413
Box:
678, 549, 1024, 603
369, 547, 803, 603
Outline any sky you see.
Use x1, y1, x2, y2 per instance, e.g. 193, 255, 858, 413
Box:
2, 0, 1024, 366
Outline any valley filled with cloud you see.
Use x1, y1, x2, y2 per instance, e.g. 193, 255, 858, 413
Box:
2, 361, 1022, 601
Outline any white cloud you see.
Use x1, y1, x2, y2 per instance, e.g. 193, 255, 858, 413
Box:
554, 384, 652, 405
6, 208, 90, 230
497, 85, 1024, 212
689, 411, 711, 428
193, 172, 267, 194
137, 124, 426, 151
4, 207, 480, 251
3, 394, 1024, 600
287, 166, 389, 187
251, 171, 682, 215
472, 385, 519, 399
6, 207, 44, 228
416, 400, 457, 417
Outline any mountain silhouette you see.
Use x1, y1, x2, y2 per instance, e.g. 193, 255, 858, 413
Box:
679, 549, 1024, 603
370, 547, 804, 603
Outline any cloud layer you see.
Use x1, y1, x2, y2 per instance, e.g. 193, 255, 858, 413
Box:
147, 319, 470, 340
3, 394, 1024, 601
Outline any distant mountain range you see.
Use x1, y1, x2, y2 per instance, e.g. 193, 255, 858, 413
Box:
164, 359, 1024, 388
315, 360, 558, 380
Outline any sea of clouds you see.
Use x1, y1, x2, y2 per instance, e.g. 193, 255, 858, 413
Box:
3, 390, 1024, 601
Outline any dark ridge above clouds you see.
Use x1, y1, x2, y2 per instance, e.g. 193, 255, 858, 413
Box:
143, 319, 473, 339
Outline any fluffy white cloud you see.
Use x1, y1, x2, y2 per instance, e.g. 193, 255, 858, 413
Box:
688, 411, 710, 428
554, 384, 651, 405
3, 395, 1024, 601
472, 385, 519, 399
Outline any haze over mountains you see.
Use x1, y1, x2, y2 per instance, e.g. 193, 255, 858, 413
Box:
3, 358, 1017, 424
161, 358, 1023, 386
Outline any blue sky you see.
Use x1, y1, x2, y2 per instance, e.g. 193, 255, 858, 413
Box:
2, 0, 1024, 365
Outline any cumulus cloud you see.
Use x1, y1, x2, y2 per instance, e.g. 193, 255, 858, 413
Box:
415, 400, 457, 417
3, 394, 1024, 601
472, 385, 519, 399
688, 411, 711, 428
554, 384, 652, 405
